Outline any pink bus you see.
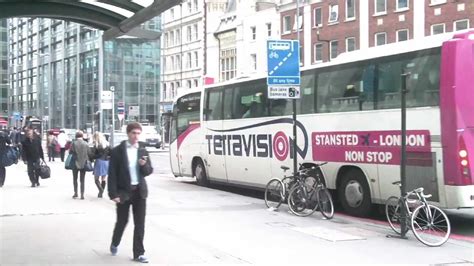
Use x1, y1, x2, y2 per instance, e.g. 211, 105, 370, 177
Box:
169, 31, 474, 216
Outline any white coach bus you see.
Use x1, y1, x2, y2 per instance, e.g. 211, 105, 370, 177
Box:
169, 32, 474, 216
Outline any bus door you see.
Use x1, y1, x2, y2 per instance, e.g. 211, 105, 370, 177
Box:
169, 115, 181, 176
204, 89, 228, 182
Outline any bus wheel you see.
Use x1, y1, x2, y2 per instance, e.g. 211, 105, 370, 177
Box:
194, 160, 209, 187
338, 169, 372, 217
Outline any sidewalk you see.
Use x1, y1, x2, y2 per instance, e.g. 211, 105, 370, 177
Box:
1, 160, 473, 265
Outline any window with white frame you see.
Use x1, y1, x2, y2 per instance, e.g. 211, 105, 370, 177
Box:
164, 32, 169, 47
220, 48, 236, 81
186, 80, 191, 88
267, 23, 272, 37
431, 23, 445, 35
194, 0, 198, 11
330, 40, 338, 59
175, 29, 181, 45
293, 15, 303, 31
314, 7, 322, 27
328, 5, 339, 23
194, 51, 198, 68
251, 26, 256, 40
375, 0, 386, 14
186, 52, 191, 69
396, 0, 408, 10
375, 32, 387, 46
346, 0, 355, 20
175, 54, 181, 70
314, 43, 323, 62
187, 1, 192, 13
397, 29, 409, 42
454, 19, 469, 31
163, 85, 167, 101
187, 25, 192, 42
251, 54, 256, 70
170, 8, 175, 20
283, 15, 291, 33
194, 79, 198, 87
193, 24, 198, 40
170, 31, 174, 46
430, 0, 446, 5
346, 37, 355, 52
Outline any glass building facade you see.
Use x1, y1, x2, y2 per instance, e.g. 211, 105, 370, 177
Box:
7, 17, 161, 132
0, 20, 7, 123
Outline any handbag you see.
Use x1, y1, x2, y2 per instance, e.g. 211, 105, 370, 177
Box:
0, 146, 20, 167
84, 160, 93, 172
38, 160, 51, 179
65, 153, 76, 170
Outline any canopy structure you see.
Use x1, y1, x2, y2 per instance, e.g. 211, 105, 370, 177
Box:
0, 0, 178, 40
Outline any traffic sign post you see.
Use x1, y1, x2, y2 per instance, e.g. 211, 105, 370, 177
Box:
267, 39, 301, 176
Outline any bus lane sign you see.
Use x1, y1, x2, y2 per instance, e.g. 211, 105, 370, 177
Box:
312, 130, 431, 165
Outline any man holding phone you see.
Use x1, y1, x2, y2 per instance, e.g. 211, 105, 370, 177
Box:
108, 122, 153, 263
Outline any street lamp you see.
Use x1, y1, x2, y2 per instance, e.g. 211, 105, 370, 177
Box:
110, 86, 115, 146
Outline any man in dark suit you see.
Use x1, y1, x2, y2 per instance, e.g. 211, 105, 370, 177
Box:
21, 128, 44, 187
108, 122, 153, 263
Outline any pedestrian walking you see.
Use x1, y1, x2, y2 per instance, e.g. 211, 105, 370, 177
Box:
108, 122, 153, 263
21, 128, 44, 187
0, 129, 12, 187
70, 130, 90, 199
91, 132, 110, 198
57, 130, 69, 162
47, 133, 58, 162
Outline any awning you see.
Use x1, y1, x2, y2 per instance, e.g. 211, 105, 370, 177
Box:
0, 0, 179, 40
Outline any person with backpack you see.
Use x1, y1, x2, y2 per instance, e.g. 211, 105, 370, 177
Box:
47, 132, 58, 162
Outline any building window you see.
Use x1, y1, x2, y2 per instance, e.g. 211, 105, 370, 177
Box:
346, 0, 355, 20
164, 32, 169, 47
328, 5, 339, 23
170, 8, 175, 20
346, 37, 355, 52
267, 23, 272, 37
194, 51, 199, 68
163, 86, 167, 101
430, 0, 446, 5
251, 54, 256, 70
397, 29, 409, 42
375, 32, 387, 46
175, 29, 181, 45
193, 0, 198, 11
396, 0, 408, 10
375, 0, 386, 14
251, 26, 256, 40
431, 23, 445, 35
193, 24, 198, 40
187, 80, 192, 88
220, 48, 236, 81
314, 7, 322, 27
314, 43, 323, 62
293, 15, 303, 31
187, 1, 192, 13
186, 52, 191, 69
330, 40, 338, 59
283, 15, 291, 33
187, 25, 192, 42
454, 19, 469, 31
170, 31, 175, 46
194, 79, 198, 87
175, 55, 181, 70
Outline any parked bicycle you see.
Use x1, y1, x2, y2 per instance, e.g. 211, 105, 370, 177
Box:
264, 163, 334, 219
385, 181, 451, 247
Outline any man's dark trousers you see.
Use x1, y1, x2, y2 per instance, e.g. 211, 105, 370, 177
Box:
27, 159, 40, 185
111, 188, 146, 258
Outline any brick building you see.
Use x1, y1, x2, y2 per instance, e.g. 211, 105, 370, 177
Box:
279, 0, 473, 64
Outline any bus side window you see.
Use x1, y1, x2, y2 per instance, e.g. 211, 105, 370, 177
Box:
223, 88, 233, 120
206, 90, 223, 121
170, 118, 177, 142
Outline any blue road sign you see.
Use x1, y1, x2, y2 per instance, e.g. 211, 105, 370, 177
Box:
13, 112, 21, 121
267, 40, 300, 86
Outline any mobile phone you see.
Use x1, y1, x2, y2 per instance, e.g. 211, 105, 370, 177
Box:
141, 156, 148, 160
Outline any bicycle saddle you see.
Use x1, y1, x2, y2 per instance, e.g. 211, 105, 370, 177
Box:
281, 166, 290, 171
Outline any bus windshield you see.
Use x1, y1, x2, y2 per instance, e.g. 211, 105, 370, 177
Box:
176, 92, 201, 136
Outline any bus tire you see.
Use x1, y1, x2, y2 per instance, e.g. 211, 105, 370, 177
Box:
338, 169, 372, 217
194, 159, 209, 187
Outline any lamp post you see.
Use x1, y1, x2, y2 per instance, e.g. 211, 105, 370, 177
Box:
110, 86, 115, 146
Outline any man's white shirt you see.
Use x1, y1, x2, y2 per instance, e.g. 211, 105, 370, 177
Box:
126, 142, 139, 185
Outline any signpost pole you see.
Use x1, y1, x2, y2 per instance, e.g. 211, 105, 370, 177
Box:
110, 86, 115, 147
293, 0, 301, 175
400, 71, 410, 238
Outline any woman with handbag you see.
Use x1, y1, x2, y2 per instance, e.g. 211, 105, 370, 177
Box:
70, 130, 90, 199
91, 132, 110, 198
47, 132, 57, 162
0, 129, 12, 187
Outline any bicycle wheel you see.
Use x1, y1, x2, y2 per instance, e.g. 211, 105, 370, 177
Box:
264, 178, 285, 209
288, 185, 318, 217
385, 196, 409, 235
316, 187, 334, 219
411, 204, 451, 247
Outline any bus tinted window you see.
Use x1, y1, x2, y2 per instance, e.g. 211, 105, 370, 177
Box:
205, 89, 223, 121
377, 48, 440, 109
235, 81, 269, 119
176, 92, 201, 135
